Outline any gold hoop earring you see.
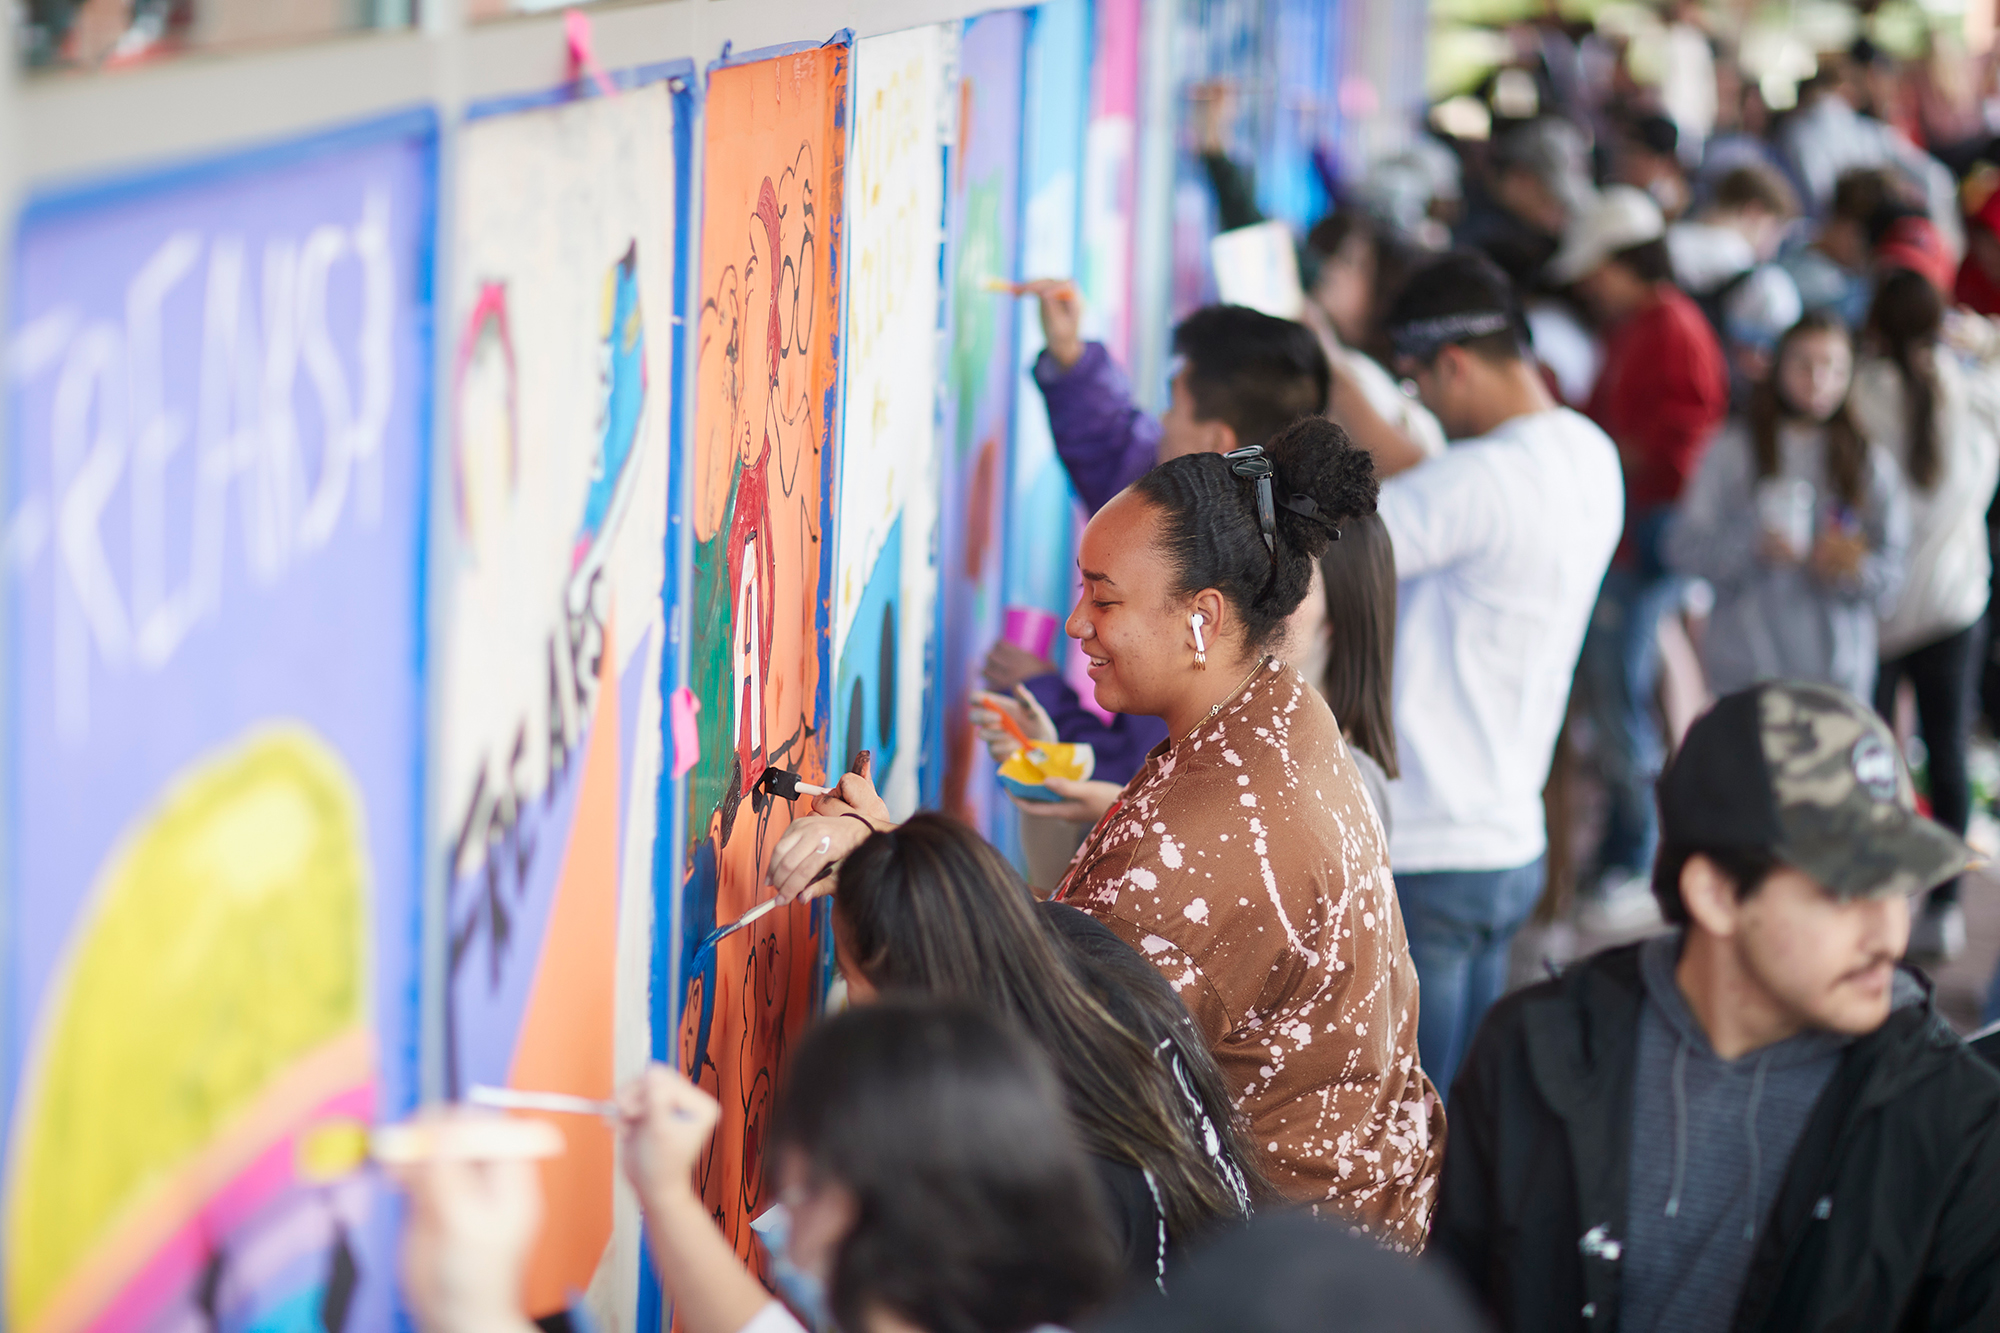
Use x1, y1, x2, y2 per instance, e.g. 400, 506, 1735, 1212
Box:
1194, 650, 1208, 670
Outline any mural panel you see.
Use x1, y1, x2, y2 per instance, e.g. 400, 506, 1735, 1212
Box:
835, 25, 948, 819
936, 11, 1025, 834
677, 35, 849, 1277
1, 114, 434, 1333
443, 76, 681, 1319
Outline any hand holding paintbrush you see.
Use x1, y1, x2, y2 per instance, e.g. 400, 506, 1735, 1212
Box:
385, 1069, 726, 1333
761, 751, 892, 904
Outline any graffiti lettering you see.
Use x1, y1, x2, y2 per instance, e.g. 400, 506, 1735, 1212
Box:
6, 190, 398, 742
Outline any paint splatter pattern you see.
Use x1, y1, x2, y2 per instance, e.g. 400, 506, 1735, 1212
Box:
1058, 660, 1443, 1251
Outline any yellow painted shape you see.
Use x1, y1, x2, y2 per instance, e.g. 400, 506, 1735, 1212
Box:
997, 741, 1096, 788
296, 1119, 372, 1184
5, 725, 370, 1330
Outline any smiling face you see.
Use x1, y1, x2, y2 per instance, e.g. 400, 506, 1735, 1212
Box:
1067, 492, 1205, 719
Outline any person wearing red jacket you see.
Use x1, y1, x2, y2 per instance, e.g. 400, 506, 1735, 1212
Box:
1556, 186, 1730, 922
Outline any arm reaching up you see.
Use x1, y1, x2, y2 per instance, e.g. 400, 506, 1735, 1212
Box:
618, 1068, 780, 1333
1023, 278, 1162, 514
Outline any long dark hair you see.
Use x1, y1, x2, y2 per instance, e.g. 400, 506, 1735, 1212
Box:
834, 815, 1258, 1248
1318, 512, 1398, 777
1866, 267, 1945, 490
771, 1001, 1118, 1333
1035, 899, 1272, 1209
1748, 312, 1868, 509
1132, 416, 1378, 651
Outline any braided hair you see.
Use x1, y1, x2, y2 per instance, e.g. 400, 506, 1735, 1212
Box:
1131, 416, 1379, 651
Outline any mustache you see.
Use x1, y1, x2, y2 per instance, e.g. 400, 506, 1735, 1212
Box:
1838, 950, 1900, 984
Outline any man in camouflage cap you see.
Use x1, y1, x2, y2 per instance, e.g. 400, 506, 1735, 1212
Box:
1433, 682, 2000, 1333
1657, 680, 1973, 908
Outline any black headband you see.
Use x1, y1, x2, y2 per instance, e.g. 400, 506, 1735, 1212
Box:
1387, 310, 1512, 363
1223, 445, 1341, 606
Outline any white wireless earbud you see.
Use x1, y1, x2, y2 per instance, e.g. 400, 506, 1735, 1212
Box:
1190, 612, 1207, 654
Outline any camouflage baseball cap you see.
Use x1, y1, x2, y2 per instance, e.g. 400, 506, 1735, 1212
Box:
1658, 681, 1978, 898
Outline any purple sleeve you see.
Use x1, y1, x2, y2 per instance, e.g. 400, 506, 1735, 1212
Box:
1020, 674, 1172, 788
1032, 342, 1162, 515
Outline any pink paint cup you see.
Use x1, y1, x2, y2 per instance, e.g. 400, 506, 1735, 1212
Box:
1002, 606, 1059, 660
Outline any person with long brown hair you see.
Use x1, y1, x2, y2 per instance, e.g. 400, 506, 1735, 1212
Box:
1849, 267, 2000, 962
1664, 312, 1910, 700
830, 813, 1263, 1284
1294, 512, 1400, 837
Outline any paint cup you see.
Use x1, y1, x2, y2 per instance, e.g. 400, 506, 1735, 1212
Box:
1754, 478, 1815, 559
1002, 606, 1059, 660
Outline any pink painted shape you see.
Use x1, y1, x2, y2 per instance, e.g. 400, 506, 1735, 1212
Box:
84, 1082, 376, 1333
1091, 0, 1142, 117
669, 687, 702, 779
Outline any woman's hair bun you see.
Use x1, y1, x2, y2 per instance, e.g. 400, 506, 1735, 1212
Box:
1264, 417, 1379, 563
1130, 414, 1379, 652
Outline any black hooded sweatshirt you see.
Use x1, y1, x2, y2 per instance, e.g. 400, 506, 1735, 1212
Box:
1430, 942, 2000, 1332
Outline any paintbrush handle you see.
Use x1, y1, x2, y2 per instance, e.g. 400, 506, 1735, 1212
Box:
732, 896, 782, 930
372, 1117, 567, 1165
468, 1084, 617, 1118
700, 895, 782, 951
975, 691, 1036, 751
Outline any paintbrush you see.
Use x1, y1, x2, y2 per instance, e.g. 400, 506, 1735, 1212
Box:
468, 1084, 618, 1118
295, 1114, 567, 1181
973, 691, 1037, 755
696, 896, 783, 953
706, 752, 878, 953
468, 1083, 702, 1123
980, 277, 1078, 298
757, 766, 833, 800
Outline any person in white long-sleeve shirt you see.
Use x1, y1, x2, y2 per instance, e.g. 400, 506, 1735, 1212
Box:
394, 1004, 1115, 1333
1850, 269, 2000, 962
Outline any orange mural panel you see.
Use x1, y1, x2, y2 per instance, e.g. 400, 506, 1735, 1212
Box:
676, 37, 848, 1284
507, 620, 621, 1314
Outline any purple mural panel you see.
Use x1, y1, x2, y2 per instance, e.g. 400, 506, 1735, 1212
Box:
934, 10, 1026, 836
2, 113, 434, 1333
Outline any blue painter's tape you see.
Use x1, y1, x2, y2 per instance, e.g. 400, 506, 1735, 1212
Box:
706, 26, 854, 82
464, 55, 699, 123
21, 105, 438, 225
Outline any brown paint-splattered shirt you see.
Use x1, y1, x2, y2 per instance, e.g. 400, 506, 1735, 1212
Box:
1057, 659, 1444, 1251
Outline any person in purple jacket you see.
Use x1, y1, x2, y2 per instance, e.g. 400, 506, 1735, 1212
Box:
979, 282, 1334, 787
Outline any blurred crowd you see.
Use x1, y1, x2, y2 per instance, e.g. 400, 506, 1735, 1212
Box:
1342, 8, 2000, 996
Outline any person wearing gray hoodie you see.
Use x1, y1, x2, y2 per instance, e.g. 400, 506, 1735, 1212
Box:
1433, 682, 2000, 1333
1619, 930, 1923, 1328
